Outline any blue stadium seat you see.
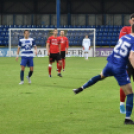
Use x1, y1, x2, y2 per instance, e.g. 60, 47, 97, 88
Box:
22, 25, 27, 28
82, 25, 86, 28
76, 26, 81, 28
103, 33, 107, 37
108, 33, 113, 37
31, 25, 36, 28
107, 37, 112, 41
86, 25, 91, 28
0, 25, 4, 28
64, 25, 69, 28
102, 37, 107, 41
27, 25, 32, 28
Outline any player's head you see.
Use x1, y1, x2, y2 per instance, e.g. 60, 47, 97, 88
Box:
24, 30, 30, 38
85, 35, 88, 38
129, 13, 134, 26
53, 29, 58, 36
60, 31, 64, 36
131, 24, 134, 33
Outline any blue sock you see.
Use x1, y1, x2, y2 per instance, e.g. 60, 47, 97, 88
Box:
126, 93, 133, 118
28, 71, 33, 77
20, 70, 24, 81
83, 75, 102, 89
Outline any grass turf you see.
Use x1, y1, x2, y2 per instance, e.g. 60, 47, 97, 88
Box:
0, 57, 134, 134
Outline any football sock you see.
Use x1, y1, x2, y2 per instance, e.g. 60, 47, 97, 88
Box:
120, 88, 126, 102
82, 75, 102, 89
28, 71, 33, 77
20, 70, 24, 81
57, 62, 58, 70
62, 59, 65, 70
58, 63, 62, 73
86, 53, 88, 59
126, 93, 133, 118
48, 64, 52, 75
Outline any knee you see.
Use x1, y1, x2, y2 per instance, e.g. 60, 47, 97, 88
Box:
58, 60, 62, 65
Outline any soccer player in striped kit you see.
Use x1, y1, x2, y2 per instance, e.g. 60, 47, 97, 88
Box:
16, 30, 37, 84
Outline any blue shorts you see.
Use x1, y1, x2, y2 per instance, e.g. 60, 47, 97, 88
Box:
102, 63, 130, 86
20, 57, 34, 67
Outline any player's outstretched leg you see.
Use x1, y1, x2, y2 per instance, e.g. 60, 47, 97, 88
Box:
121, 84, 134, 124
120, 88, 126, 114
48, 64, 52, 77
73, 74, 104, 94
57, 60, 62, 77
19, 66, 25, 85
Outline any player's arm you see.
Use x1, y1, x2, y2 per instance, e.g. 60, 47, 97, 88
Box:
82, 39, 84, 50
16, 46, 20, 61
34, 46, 37, 56
88, 39, 91, 50
33, 39, 37, 56
129, 51, 134, 68
58, 43, 61, 54
16, 40, 21, 61
46, 37, 50, 56
65, 38, 69, 54
119, 27, 127, 39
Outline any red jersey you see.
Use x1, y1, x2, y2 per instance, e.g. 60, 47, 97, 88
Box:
58, 36, 69, 51
119, 26, 131, 39
47, 36, 60, 54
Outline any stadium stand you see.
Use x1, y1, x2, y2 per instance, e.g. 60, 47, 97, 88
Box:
0, 25, 123, 47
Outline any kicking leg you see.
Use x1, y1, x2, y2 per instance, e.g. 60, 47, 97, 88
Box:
73, 72, 106, 94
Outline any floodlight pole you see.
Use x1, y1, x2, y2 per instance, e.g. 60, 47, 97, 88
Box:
56, 0, 60, 28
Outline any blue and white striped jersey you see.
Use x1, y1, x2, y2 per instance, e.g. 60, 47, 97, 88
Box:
18, 38, 36, 57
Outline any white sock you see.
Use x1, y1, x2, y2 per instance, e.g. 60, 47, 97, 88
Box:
86, 53, 88, 59
125, 117, 131, 120
120, 102, 125, 105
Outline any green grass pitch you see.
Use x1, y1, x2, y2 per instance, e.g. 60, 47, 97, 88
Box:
0, 57, 134, 134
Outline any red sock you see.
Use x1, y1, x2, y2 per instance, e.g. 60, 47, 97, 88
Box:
57, 62, 58, 70
62, 59, 65, 70
48, 64, 52, 75
120, 88, 126, 102
58, 63, 62, 73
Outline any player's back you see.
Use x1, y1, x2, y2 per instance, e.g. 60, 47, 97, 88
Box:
107, 34, 134, 69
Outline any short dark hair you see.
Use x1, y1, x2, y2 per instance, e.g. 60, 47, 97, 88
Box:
130, 13, 134, 19
24, 30, 29, 33
132, 24, 134, 33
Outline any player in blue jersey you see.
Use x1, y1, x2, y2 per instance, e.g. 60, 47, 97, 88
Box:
16, 30, 37, 85
73, 24, 134, 125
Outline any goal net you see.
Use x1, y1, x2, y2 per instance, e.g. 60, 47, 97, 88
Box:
8, 28, 96, 57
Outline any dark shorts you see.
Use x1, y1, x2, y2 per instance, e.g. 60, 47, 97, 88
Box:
61, 51, 66, 59
102, 63, 130, 86
127, 61, 134, 80
49, 53, 61, 63
20, 57, 34, 67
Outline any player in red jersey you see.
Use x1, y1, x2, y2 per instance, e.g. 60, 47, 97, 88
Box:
46, 29, 62, 77
119, 13, 134, 114
57, 31, 69, 71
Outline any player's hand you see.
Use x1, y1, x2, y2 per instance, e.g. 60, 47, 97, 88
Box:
66, 50, 68, 54
47, 52, 50, 56
35, 50, 37, 56
16, 57, 19, 62
89, 47, 90, 50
